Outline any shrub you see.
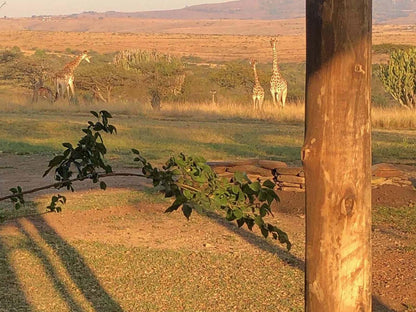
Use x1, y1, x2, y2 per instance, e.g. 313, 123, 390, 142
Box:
378, 48, 416, 109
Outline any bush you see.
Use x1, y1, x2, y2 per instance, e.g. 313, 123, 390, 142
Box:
114, 50, 186, 109
378, 48, 416, 109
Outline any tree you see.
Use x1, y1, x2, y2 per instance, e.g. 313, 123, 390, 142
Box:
113, 50, 186, 110
0, 48, 60, 90
378, 48, 416, 109
304, 0, 372, 310
76, 60, 136, 103
210, 60, 267, 95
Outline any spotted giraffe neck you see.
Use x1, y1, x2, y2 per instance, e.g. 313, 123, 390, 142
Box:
57, 52, 88, 77
272, 43, 282, 78
252, 63, 261, 86
62, 55, 84, 74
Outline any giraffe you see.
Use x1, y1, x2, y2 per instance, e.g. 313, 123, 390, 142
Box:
55, 50, 90, 101
270, 37, 288, 108
33, 86, 54, 103
250, 59, 264, 110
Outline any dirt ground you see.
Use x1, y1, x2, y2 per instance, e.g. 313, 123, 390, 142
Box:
1, 153, 415, 311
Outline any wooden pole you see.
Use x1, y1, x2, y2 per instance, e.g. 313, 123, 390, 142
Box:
303, 0, 372, 310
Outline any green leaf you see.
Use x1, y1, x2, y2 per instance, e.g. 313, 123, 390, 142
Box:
233, 171, 249, 184
248, 181, 261, 192
245, 218, 254, 231
263, 179, 276, 189
132, 148, 140, 155
236, 218, 245, 228
182, 203, 193, 220
183, 189, 193, 200
101, 110, 112, 118
43, 166, 53, 177
260, 204, 268, 217
213, 194, 228, 207
48, 155, 66, 167
165, 197, 185, 213
254, 215, 264, 227
226, 209, 236, 221
62, 143, 73, 149
233, 208, 243, 219
231, 184, 240, 194
260, 225, 269, 238
258, 190, 267, 201
90, 111, 99, 118
100, 181, 107, 190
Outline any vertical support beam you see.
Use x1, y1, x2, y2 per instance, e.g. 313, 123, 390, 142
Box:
304, 0, 372, 311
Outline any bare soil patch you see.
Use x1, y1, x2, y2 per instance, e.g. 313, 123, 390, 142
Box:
1, 153, 415, 311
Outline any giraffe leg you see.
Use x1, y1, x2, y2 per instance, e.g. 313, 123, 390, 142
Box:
253, 95, 258, 110
281, 87, 288, 108
270, 90, 277, 107
259, 94, 264, 110
55, 80, 61, 100
65, 84, 70, 100
69, 81, 75, 101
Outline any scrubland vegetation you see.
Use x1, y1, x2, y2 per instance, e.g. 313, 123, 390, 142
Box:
0, 44, 415, 128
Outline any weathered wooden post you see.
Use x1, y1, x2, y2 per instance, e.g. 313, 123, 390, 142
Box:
303, 0, 372, 310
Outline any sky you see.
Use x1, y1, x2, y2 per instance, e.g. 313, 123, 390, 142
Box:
0, 0, 230, 17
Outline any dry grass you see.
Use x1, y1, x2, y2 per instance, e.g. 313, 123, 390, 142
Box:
159, 100, 305, 123
1, 92, 415, 129
372, 106, 416, 129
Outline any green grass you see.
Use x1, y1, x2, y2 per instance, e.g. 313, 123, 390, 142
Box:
0, 111, 415, 167
373, 205, 416, 234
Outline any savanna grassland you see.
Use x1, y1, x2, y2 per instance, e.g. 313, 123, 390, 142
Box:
0, 18, 416, 312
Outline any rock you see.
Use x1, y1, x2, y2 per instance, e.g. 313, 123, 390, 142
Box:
280, 186, 305, 192
279, 182, 302, 188
258, 160, 288, 169
275, 175, 305, 184
372, 163, 406, 178
226, 165, 272, 177
273, 167, 303, 176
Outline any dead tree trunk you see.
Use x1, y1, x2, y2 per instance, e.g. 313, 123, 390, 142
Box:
303, 0, 372, 310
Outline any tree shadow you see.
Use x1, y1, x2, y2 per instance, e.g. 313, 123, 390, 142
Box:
15, 221, 87, 312
0, 239, 33, 311
373, 296, 396, 312
13, 215, 123, 312
203, 210, 305, 272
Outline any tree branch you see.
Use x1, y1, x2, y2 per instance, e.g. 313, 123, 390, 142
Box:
0, 172, 146, 202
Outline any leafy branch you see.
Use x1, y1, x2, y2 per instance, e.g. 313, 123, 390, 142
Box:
0, 110, 291, 250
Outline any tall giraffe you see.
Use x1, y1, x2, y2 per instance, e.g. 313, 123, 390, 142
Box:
55, 50, 90, 101
270, 37, 287, 108
250, 59, 264, 110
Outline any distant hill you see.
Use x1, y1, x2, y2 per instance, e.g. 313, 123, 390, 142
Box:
0, 0, 414, 35
90, 0, 415, 24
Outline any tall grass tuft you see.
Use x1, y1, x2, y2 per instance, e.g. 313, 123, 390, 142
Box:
0, 94, 414, 129
159, 100, 305, 123
372, 107, 416, 129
